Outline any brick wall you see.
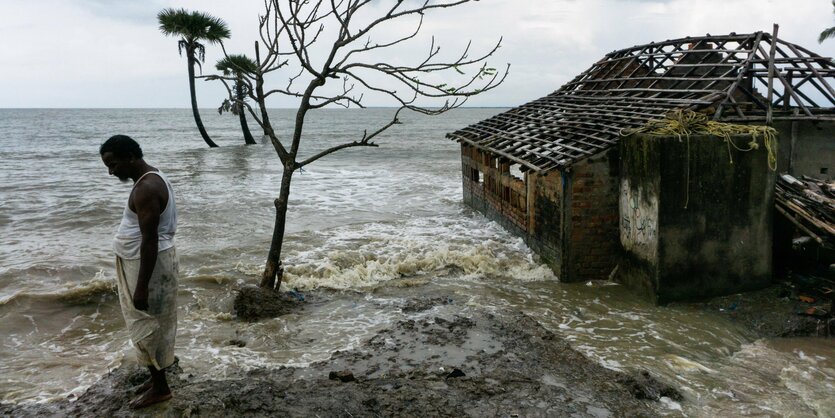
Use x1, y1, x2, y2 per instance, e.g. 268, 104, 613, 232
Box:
460, 144, 528, 232
459, 144, 620, 283
527, 170, 564, 277
565, 148, 620, 282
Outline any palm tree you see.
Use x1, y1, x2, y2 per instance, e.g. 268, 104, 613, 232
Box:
158, 8, 231, 148
820, 1, 835, 43
216, 55, 258, 145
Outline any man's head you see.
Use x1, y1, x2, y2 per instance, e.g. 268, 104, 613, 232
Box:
100, 135, 144, 182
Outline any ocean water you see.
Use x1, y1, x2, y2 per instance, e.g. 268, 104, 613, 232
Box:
0, 108, 832, 416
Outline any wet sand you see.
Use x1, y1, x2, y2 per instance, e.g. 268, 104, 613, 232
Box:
1, 293, 679, 417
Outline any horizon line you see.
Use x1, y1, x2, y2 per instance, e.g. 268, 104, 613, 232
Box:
0, 106, 513, 110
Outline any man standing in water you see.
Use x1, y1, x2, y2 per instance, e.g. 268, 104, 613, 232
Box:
100, 135, 178, 409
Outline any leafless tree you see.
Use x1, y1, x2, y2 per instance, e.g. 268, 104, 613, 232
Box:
213, 0, 508, 290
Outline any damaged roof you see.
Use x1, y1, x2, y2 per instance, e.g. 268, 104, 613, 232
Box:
447, 31, 835, 173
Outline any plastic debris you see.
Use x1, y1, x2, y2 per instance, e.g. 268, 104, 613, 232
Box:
798, 295, 816, 303
287, 290, 305, 302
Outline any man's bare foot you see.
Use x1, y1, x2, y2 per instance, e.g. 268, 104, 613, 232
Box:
129, 389, 172, 409
133, 379, 153, 395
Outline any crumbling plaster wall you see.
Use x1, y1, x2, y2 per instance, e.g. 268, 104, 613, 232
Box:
619, 133, 775, 304
772, 120, 833, 181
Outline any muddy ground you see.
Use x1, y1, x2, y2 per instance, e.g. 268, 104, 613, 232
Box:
1, 291, 679, 417
683, 280, 834, 338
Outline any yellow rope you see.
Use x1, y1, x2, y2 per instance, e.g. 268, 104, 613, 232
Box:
621, 109, 778, 209
622, 109, 778, 171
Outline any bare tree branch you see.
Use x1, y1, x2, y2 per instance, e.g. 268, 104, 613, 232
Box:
340, 0, 470, 47
276, 3, 322, 78
296, 107, 406, 169
333, 13, 425, 69
236, 0, 509, 290
295, 141, 379, 170
330, 0, 351, 38
308, 76, 363, 108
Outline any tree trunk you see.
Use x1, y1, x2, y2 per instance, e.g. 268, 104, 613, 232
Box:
258, 74, 319, 290
254, 43, 272, 138
237, 79, 256, 145
187, 53, 219, 148
260, 162, 295, 289
255, 74, 271, 138
239, 110, 257, 145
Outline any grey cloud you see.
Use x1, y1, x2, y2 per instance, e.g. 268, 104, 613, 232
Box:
76, 0, 167, 24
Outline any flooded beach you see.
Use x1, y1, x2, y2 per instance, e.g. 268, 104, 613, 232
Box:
1, 108, 833, 416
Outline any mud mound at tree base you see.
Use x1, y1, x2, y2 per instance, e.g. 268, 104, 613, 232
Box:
1, 307, 677, 417
232, 285, 307, 321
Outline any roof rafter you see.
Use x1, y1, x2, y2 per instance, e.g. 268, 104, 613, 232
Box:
447, 31, 835, 173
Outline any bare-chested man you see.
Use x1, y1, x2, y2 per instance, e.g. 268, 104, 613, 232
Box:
100, 135, 178, 409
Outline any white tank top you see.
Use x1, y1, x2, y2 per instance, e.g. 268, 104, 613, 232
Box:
113, 170, 177, 259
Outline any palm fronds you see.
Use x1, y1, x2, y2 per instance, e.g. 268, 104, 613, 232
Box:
158, 8, 231, 47
820, 1, 835, 43
216, 54, 258, 76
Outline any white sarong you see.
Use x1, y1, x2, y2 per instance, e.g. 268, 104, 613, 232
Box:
115, 247, 178, 370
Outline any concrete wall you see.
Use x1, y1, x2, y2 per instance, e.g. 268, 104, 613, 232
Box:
772, 120, 834, 181
619, 133, 776, 304
618, 137, 661, 300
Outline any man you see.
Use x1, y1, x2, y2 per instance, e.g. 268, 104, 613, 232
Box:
100, 135, 178, 409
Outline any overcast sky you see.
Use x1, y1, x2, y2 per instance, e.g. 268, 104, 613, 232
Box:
1, 0, 833, 108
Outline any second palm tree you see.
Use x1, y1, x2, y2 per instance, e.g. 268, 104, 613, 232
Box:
216, 55, 258, 145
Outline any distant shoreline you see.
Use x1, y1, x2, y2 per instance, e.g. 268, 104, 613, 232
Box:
0, 106, 512, 110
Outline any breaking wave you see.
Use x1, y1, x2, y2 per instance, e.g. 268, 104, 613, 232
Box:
231, 216, 558, 291
0, 274, 116, 307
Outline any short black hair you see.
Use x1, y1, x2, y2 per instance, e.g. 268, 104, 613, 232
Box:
100, 135, 143, 159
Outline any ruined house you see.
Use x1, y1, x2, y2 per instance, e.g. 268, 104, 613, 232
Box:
447, 32, 835, 303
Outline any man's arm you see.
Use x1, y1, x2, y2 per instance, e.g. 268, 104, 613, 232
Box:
132, 177, 165, 311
